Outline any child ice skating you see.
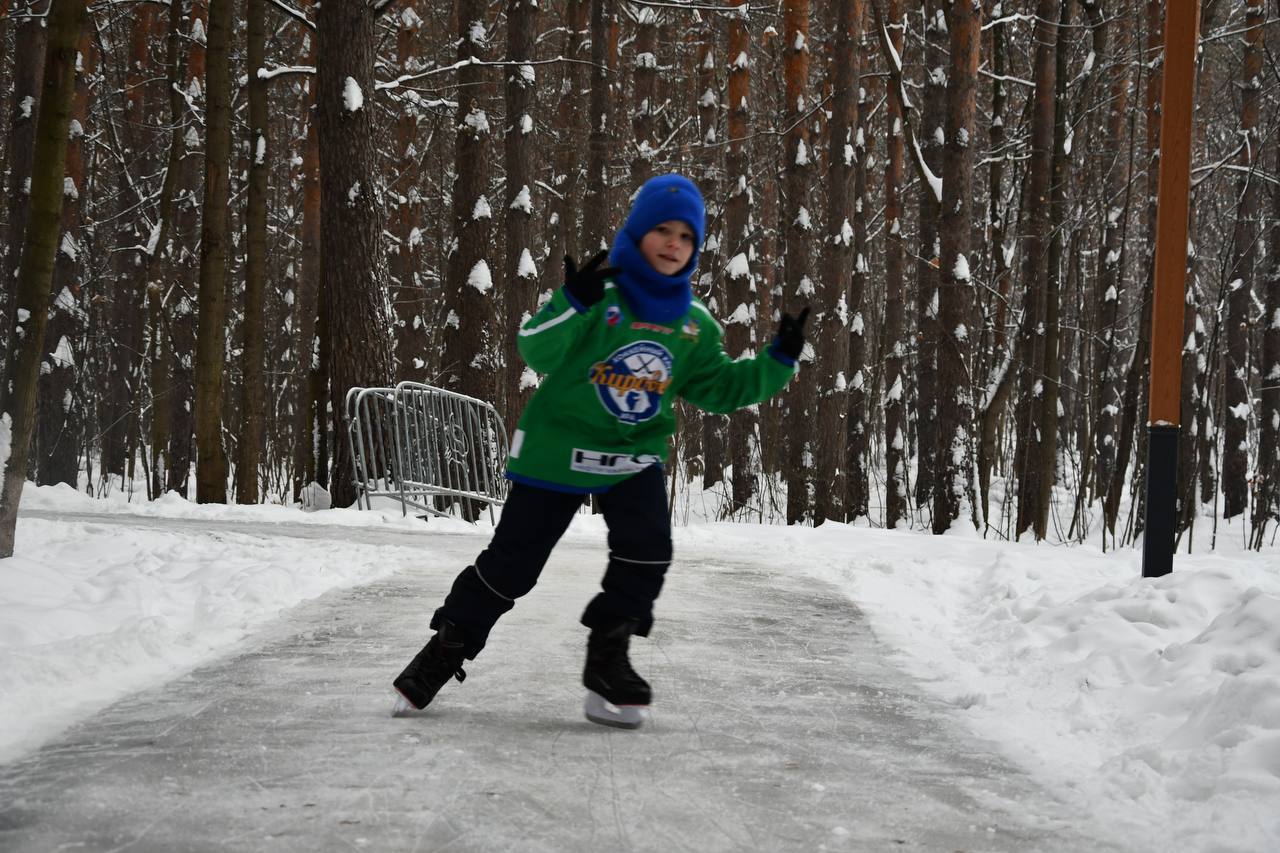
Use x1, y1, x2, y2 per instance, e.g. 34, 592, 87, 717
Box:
393, 174, 808, 728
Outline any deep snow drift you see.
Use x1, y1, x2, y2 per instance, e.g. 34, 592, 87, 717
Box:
3, 481, 1277, 851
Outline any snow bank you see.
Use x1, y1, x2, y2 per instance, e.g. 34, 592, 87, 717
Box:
738, 523, 1280, 853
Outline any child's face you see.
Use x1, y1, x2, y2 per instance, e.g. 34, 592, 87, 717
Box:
639, 220, 696, 276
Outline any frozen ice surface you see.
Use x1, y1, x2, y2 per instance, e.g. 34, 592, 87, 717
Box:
0, 513, 1108, 853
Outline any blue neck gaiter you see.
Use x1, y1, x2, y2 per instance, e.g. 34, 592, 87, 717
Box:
608, 174, 705, 324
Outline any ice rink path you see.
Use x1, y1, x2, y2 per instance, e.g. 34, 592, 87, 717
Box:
0, 510, 1115, 852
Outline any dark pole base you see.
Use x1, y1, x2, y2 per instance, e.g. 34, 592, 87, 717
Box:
1142, 424, 1180, 578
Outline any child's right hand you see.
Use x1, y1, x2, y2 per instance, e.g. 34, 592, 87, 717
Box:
564, 250, 621, 308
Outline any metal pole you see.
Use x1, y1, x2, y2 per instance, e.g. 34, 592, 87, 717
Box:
1143, 0, 1201, 578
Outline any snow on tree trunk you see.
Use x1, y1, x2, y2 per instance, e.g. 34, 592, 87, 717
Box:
1223, 0, 1263, 520
723, 4, 755, 514
316, 0, 394, 508
811, 0, 858, 526
235, 0, 270, 505
1, 1, 48, 390
1091, 49, 1131, 506
502, 0, 539, 440
1013, 0, 1059, 540
35, 29, 92, 489
581, 0, 616, 255
913, 0, 946, 512
883, 0, 907, 529
0, 0, 89, 558
782, 0, 813, 526
165, 0, 207, 499
931, 0, 980, 534
1255, 126, 1280, 545
391, 8, 429, 388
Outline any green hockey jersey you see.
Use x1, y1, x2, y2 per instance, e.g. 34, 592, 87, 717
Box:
507, 281, 797, 493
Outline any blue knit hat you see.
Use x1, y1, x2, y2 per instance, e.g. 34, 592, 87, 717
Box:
609, 174, 705, 323
621, 174, 706, 273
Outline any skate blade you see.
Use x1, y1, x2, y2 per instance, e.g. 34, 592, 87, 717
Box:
584, 690, 648, 730
392, 690, 422, 717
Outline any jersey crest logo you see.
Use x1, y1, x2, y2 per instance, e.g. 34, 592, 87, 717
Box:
588, 341, 673, 424
605, 305, 622, 327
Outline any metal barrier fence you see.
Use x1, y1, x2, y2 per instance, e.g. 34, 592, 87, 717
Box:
344, 382, 510, 522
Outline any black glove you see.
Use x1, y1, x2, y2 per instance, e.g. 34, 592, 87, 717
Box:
774, 306, 810, 361
564, 250, 620, 309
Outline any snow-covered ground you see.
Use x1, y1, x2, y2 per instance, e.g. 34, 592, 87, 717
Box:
3, 480, 1278, 851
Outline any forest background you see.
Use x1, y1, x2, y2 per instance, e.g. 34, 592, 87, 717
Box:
1, 0, 1278, 554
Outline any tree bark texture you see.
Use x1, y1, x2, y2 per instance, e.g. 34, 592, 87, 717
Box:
316, 0, 394, 507
391, 7, 429, 387
782, 0, 813, 525
0, 0, 88, 558
582, 0, 615, 254
883, 0, 907, 527
813, 0, 859, 526
502, 0, 539, 440
723, 4, 755, 513
913, 0, 946, 510
1013, 0, 1059, 539
931, 0, 980, 534
2, 0, 50, 398
35, 29, 92, 488
193, 0, 233, 503
1223, 0, 1262, 519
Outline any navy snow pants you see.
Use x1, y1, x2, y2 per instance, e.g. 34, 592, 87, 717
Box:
432, 465, 673, 659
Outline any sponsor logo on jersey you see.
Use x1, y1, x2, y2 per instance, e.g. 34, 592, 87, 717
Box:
630, 321, 673, 334
680, 318, 700, 340
588, 340, 673, 424
605, 305, 622, 327
570, 449, 663, 475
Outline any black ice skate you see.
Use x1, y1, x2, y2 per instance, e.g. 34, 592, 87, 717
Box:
583, 620, 651, 729
392, 620, 467, 716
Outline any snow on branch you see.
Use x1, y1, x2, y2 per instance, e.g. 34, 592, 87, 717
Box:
267, 0, 314, 30
868, 0, 942, 205
376, 57, 600, 93
257, 65, 315, 82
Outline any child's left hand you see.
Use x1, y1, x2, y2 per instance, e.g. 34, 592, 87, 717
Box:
775, 306, 810, 361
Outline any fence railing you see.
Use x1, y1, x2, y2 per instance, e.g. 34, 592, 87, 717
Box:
344, 382, 510, 522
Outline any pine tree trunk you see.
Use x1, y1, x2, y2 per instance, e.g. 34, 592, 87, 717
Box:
1255, 131, 1280, 544
35, 29, 92, 488
723, 4, 754, 514
629, 5, 658, 185
811, 0, 857, 526
234, 0, 270, 505
0, 0, 88, 558
1223, 0, 1263, 520
1091, 51, 1131, 502
290, 0, 320, 503
1032, 0, 1072, 541
846, 8, 870, 521
316, 0, 394, 508
582, 0, 615, 254
2, 1, 50, 402
697, 13, 726, 493
976, 5, 1013, 523
931, 0, 980, 534
782, 0, 813, 525
502, 0, 539, 440
193, 0, 233, 503
166, 0, 207, 498
883, 0, 907, 528
391, 8, 428, 387
542, 0, 588, 299
1013, 0, 1059, 539
913, 0, 946, 512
